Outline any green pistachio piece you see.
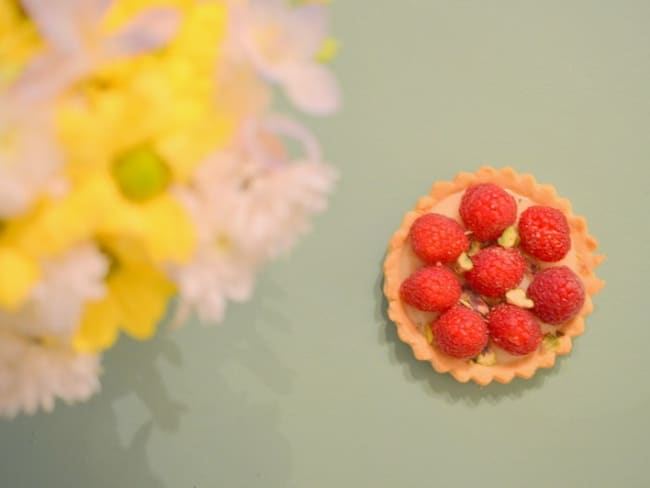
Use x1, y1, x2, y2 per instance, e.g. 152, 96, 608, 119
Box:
424, 325, 434, 344
476, 350, 497, 366
497, 225, 520, 248
456, 252, 473, 272
467, 240, 482, 257
543, 333, 560, 353
505, 289, 534, 309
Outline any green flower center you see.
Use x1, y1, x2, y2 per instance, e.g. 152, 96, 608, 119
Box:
112, 147, 170, 202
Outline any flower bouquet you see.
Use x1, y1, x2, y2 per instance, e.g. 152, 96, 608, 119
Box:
0, 0, 339, 417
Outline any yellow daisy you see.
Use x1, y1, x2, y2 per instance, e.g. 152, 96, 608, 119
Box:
72, 258, 174, 353
0, 146, 197, 265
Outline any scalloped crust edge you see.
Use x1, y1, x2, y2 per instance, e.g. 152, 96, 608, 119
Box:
383, 166, 606, 385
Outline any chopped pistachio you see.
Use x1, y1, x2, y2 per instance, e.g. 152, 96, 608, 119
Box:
497, 225, 520, 248
460, 291, 490, 316
476, 350, 497, 366
424, 325, 434, 344
456, 252, 474, 272
543, 333, 560, 353
468, 240, 482, 257
505, 288, 534, 309
475, 300, 490, 317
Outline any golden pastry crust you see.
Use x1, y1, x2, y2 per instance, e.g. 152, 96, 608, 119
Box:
383, 167, 605, 385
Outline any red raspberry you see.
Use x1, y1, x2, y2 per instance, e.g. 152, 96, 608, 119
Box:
465, 246, 526, 297
400, 266, 461, 312
459, 183, 517, 242
409, 213, 469, 264
527, 266, 585, 325
432, 305, 488, 359
519, 206, 571, 262
488, 304, 542, 355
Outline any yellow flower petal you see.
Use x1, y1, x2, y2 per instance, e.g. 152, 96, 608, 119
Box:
137, 195, 197, 263
0, 177, 111, 258
0, 247, 40, 310
99, 234, 151, 266
155, 114, 233, 182
73, 260, 175, 353
85, 176, 196, 264
0, 12, 41, 90
108, 263, 174, 340
73, 296, 121, 353
58, 1, 233, 183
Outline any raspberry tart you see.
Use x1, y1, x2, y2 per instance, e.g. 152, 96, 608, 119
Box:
383, 167, 605, 385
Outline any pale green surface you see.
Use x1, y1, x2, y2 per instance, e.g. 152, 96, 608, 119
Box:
2, 1, 650, 487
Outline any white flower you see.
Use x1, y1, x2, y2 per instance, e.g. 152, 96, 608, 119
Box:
170, 155, 258, 324
0, 244, 109, 339
171, 249, 257, 324
168, 114, 335, 323
0, 327, 101, 418
231, 0, 340, 114
233, 115, 337, 259
234, 158, 336, 259
0, 105, 64, 218
11, 0, 181, 105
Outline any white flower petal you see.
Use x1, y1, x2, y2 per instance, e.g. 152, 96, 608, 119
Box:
200, 287, 227, 323
86, 0, 112, 21
6, 52, 88, 106
285, 3, 328, 58
248, 1, 326, 57
19, 0, 87, 53
0, 244, 109, 338
236, 1, 328, 79
169, 250, 257, 325
102, 8, 181, 60
11, 4, 179, 104
259, 115, 322, 162
0, 172, 30, 217
231, 158, 337, 259
0, 107, 64, 218
281, 61, 340, 115
0, 329, 101, 418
